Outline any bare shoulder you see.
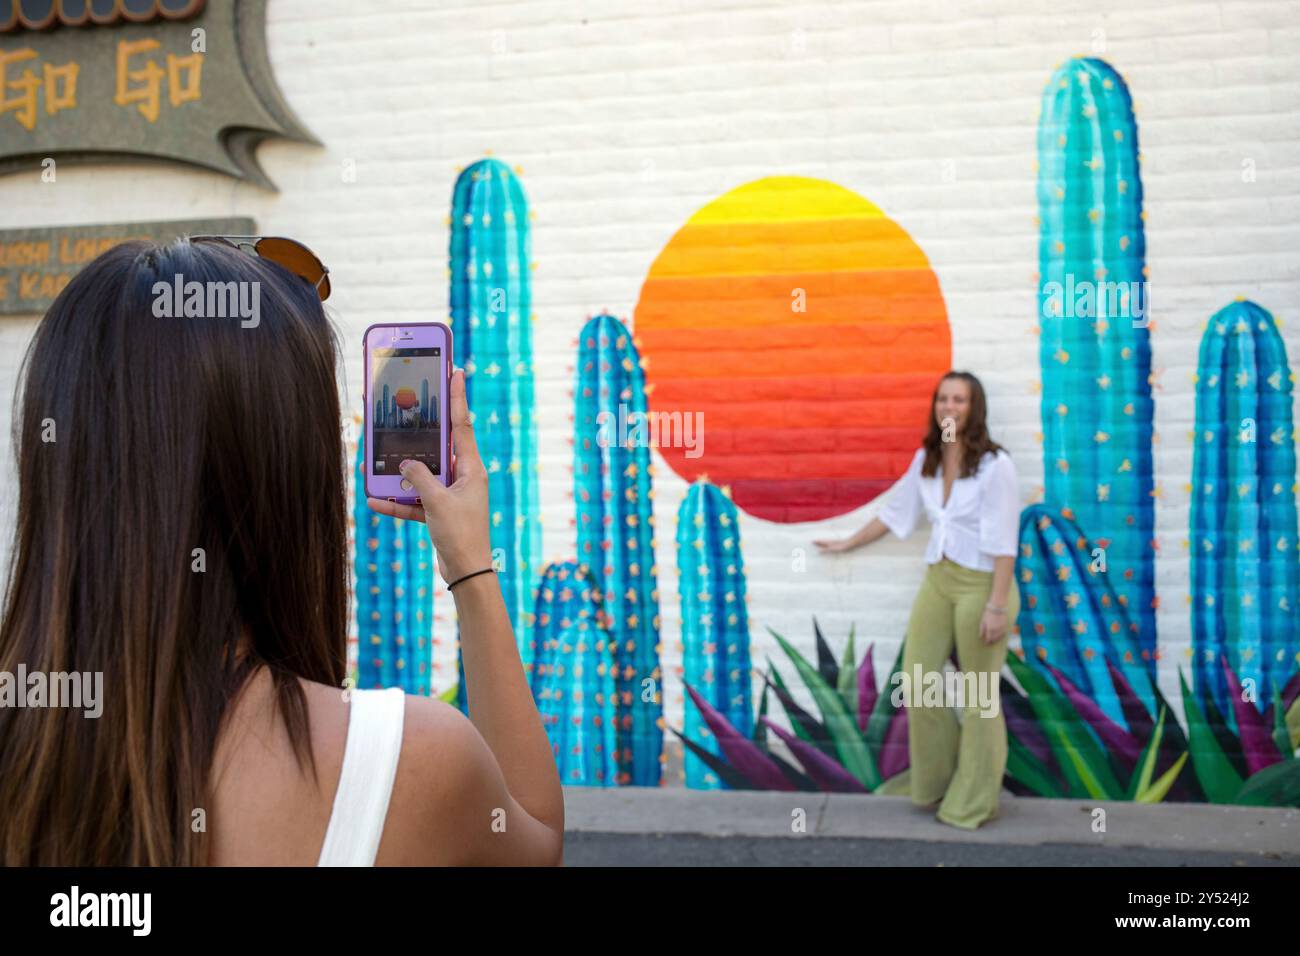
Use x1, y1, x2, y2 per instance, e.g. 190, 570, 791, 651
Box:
373, 695, 502, 866
378, 695, 563, 866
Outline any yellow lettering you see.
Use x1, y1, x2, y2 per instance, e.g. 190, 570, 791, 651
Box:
0, 49, 41, 131
115, 39, 164, 123
17, 272, 71, 301
167, 52, 202, 107
0, 241, 51, 268
58, 237, 125, 265
45, 273, 71, 298
43, 60, 78, 116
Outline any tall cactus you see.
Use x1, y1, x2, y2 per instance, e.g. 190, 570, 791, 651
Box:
352, 434, 436, 694
529, 561, 619, 786
677, 479, 753, 788
1033, 57, 1157, 682
1190, 299, 1300, 728
574, 314, 663, 786
449, 158, 542, 707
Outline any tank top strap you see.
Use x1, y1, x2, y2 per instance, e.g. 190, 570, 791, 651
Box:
317, 686, 406, 866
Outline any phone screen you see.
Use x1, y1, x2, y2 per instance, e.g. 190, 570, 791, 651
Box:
370, 346, 442, 477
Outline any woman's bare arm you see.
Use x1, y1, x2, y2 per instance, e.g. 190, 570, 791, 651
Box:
367, 368, 563, 865
988, 554, 1014, 609
979, 554, 1017, 646
452, 569, 564, 837
813, 515, 890, 553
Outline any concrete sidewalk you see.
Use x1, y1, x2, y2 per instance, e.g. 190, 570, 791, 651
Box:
562, 786, 1300, 863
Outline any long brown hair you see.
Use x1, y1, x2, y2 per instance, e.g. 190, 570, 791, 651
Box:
0, 238, 349, 865
918, 370, 1008, 479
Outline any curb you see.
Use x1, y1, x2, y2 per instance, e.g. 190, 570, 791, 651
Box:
562, 786, 1300, 858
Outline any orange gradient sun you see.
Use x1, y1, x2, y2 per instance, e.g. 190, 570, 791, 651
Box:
632, 176, 951, 523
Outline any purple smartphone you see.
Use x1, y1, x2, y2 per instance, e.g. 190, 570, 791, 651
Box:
363, 323, 453, 503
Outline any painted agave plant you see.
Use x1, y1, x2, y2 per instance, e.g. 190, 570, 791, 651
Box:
1003, 650, 1192, 803
1178, 658, 1300, 806
672, 617, 911, 793
679, 618, 1300, 806
1004, 649, 1300, 806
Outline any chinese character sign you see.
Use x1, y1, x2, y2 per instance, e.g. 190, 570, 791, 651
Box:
0, 0, 314, 190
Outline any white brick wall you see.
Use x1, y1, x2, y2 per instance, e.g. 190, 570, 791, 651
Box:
1, 0, 1298, 741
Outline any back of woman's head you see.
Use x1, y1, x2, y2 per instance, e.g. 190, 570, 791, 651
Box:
0, 237, 348, 865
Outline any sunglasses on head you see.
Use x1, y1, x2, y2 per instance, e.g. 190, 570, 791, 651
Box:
189, 235, 332, 302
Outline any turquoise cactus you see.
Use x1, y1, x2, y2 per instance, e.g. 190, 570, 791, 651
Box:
1031, 56, 1157, 690
1190, 299, 1300, 728
352, 434, 436, 693
529, 561, 619, 786
449, 158, 542, 708
574, 313, 663, 786
1015, 504, 1155, 725
677, 479, 754, 789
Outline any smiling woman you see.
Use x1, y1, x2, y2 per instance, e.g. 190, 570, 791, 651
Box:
813, 370, 1022, 830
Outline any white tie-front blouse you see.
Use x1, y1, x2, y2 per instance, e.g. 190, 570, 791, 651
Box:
876, 446, 1021, 572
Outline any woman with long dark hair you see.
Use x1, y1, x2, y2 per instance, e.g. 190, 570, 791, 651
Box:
814, 371, 1021, 829
0, 237, 563, 865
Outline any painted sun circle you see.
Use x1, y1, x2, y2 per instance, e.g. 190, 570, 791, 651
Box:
632, 176, 952, 523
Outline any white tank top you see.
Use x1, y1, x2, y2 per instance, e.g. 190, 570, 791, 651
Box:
316, 686, 406, 866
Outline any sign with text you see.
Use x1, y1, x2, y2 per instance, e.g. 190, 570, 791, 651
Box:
0, 216, 255, 315
0, 0, 315, 189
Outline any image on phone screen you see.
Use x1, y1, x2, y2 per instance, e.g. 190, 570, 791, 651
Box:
371, 346, 442, 477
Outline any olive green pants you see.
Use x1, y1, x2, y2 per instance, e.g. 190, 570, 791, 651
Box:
901, 557, 1020, 829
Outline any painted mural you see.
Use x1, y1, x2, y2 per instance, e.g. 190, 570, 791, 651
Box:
349, 56, 1300, 807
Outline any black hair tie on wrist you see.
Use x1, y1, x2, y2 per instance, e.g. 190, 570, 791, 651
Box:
447, 567, 496, 591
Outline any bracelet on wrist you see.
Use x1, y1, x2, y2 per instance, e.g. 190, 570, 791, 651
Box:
985, 604, 1006, 614
447, 567, 496, 591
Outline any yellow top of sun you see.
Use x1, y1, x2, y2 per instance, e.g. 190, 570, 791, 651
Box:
688, 176, 886, 225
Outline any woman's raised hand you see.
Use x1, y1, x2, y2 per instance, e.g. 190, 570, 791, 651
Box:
366, 367, 494, 584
